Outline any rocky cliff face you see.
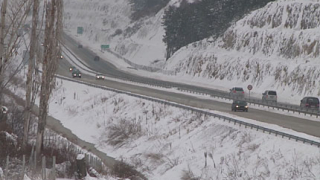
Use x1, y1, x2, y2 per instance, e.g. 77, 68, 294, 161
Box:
167, 0, 320, 97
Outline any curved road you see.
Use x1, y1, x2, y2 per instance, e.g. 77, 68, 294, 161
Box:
57, 50, 320, 139
62, 33, 227, 92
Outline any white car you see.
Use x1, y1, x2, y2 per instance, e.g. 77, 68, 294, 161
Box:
262, 90, 277, 103
96, 74, 105, 80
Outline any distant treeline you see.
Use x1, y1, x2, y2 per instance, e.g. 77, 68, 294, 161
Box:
129, 0, 170, 21
162, 0, 275, 59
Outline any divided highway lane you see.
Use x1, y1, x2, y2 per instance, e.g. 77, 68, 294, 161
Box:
62, 33, 314, 115
62, 33, 227, 94
57, 58, 320, 139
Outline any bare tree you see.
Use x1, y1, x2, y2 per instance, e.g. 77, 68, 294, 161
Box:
23, 0, 39, 150
0, 0, 8, 103
0, 0, 34, 149
0, 0, 32, 94
36, 0, 62, 156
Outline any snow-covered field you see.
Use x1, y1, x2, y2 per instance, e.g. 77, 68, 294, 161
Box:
47, 79, 320, 179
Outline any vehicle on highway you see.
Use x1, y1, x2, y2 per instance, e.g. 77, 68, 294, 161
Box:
78, 44, 83, 48
69, 66, 76, 72
96, 74, 105, 80
72, 69, 81, 78
94, 56, 100, 61
59, 55, 63, 59
300, 97, 319, 109
229, 87, 244, 99
262, 90, 277, 103
231, 100, 248, 112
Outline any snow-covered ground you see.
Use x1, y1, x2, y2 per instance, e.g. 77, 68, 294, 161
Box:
58, 1, 320, 178
46, 78, 320, 179
26, 176, 118, 180
5, 0, 320, 179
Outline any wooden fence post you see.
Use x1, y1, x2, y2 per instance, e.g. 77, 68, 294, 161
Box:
76, 154, 87, 179
42, 156, 46, 180
52, 156, 56, 180
87, 155, 90, 166
21, 155, 25, 179
34, 151, 37, 175
4, 156, 8, 180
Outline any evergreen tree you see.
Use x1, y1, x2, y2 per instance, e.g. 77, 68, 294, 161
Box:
162, 0, 275, 60
129, 0, 170, 21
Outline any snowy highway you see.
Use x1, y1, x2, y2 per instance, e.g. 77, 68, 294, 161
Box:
56, 33, 320, 139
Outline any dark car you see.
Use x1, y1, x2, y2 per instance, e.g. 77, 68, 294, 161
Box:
72, 69, 81, 78
94, 56, 100, 61
231, 100, 248, 112
78, 44, 83, 48
96, 74, 105, 80
300, 97, 319, 109
230, 87, 245, 99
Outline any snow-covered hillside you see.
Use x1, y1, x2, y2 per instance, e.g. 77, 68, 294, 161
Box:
63, 0, 170, 68
63, 0, 320, 103
48, 78, 320, 180
167, 0, 320, 98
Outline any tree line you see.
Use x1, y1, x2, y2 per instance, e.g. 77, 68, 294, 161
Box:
129, 0, 170, 21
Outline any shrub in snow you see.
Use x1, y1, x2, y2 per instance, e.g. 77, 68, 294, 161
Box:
110, 160, 142, 180
181, 167, 200, 180
1, 158, 23, 179
0, 131, 18, 160
55, 161, 72, 178
87, 167, 99, 178
107, 118, 143, 147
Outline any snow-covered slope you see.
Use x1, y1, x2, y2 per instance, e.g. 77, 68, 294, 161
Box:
63, 0, 170, 68
48, 79, 320, 180
166, 0, 320, 98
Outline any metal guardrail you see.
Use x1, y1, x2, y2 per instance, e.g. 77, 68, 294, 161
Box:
244, 97, 320, 117
55, 75, 320, 148
177, 87, 320, 118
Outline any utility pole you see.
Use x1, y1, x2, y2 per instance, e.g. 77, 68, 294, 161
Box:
23, 0, 40, 150
0, 0, 7, 103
